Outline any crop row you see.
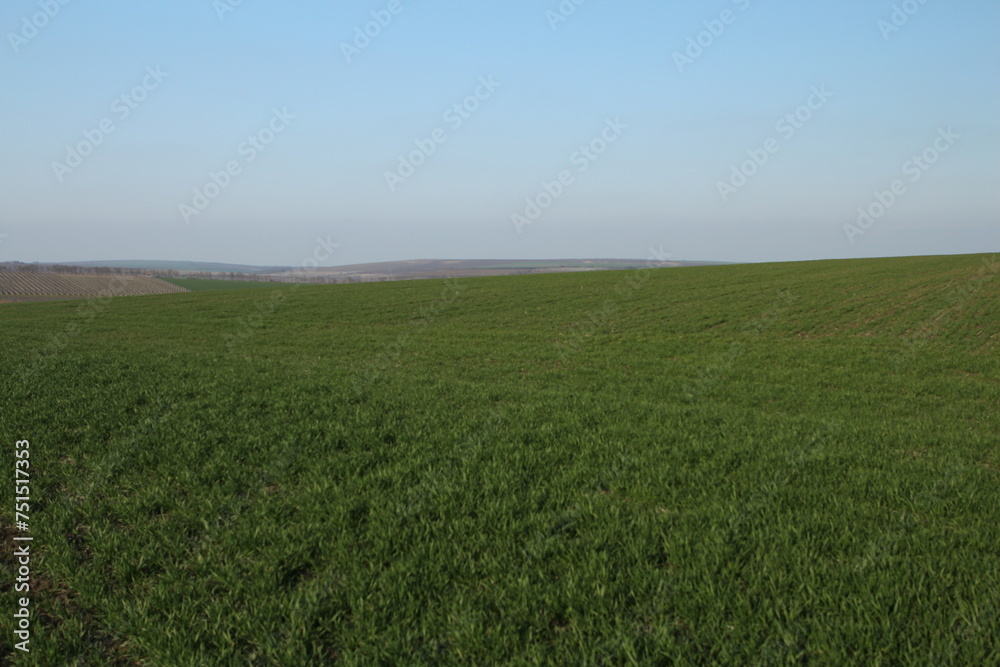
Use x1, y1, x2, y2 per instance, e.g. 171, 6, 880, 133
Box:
0, 271, 189, 297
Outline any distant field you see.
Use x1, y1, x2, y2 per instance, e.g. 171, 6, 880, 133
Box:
485, 261, 644, 269
65, 260, 282, 274
2, 254, 998, 663
161, 278, 293, 292
23, 258, 730, 285
0, 271, 187, 300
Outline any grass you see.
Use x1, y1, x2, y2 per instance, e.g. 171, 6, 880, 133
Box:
160, 278, 296, 292
2, 253, 999, 664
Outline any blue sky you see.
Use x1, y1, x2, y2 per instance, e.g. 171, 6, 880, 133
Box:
1, 0, 997, 266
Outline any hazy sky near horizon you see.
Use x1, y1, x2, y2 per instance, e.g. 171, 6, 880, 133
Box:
1, 0, 997, 267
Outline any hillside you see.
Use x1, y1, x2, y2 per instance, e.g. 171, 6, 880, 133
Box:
275, 258, 714, 281
61, 260, 284, 274
0, 270, 188, 301
50, 257, 721, 282
1, 253, 998, 663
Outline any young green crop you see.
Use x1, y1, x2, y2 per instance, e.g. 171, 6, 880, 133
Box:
161, 277, 297, 292
1, 254, 998, 663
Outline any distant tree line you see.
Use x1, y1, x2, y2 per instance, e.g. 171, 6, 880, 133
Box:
0, 262, 371, 284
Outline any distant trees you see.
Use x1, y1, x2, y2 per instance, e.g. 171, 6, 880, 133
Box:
0, 262, 355, 286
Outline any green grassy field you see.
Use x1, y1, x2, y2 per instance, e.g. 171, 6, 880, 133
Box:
2, 254, 998, 664
161, 278, 294, 292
